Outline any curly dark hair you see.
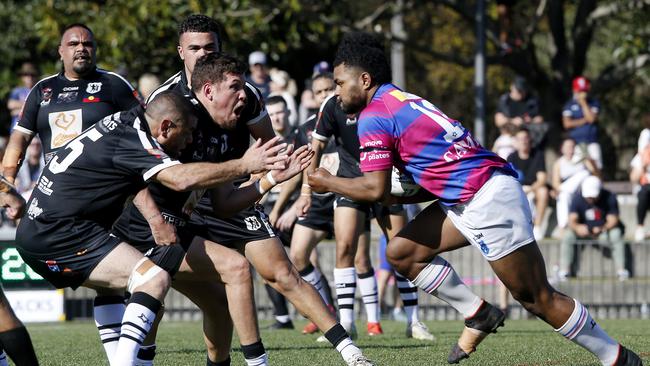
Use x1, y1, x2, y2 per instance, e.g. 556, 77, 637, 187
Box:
191, 52, 247, 92
339, 31, 385, 52
333, 41, 391, 86
178, 14, 223, 51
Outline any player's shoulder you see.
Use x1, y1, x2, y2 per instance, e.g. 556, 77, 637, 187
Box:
147, 71, 184, 104
96, 68, 135, 90
32, 73, 61, 89
319, 94, 337, 114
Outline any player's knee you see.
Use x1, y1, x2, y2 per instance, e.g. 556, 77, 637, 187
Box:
289, 250, 309, 271
224, 256, 251, 284
385, 240, 407, 273
127, 257, 171, 294
271, 266, 300, 292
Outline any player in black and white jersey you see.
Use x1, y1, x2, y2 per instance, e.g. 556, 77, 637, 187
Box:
0, 176, 40, 366
119, 15, 277, 366
14, 92, 289, 366
0, 24, 177, 364
3, 23, 141, 170
294, 77, 435, 340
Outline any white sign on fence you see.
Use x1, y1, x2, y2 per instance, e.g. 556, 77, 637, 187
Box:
5, 290, 65, 322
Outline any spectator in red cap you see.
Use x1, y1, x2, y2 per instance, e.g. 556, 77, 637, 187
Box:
562, 76, 602, 168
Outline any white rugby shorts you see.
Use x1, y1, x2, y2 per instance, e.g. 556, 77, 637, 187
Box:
440, 171, 535, 261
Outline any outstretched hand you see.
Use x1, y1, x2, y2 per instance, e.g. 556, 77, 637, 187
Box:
270, 145, 314, 184
1, 191, 25, 220
242, 137, 288, 174
307, 168, 333, 194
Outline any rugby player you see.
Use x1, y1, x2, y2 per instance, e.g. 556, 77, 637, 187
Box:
308, 31, 643, 365
0, 176, 39, 366
14, 91, 286, 366
294, 64, 435, 341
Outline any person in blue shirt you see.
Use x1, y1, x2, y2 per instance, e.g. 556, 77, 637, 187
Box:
562, 76, 602, 168
559, 175, 628, 281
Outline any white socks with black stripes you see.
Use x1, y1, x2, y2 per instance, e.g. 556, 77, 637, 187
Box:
110, 292, 162, 366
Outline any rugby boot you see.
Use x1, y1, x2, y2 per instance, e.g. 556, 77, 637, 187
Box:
347, 355, 375, 366
448, 301, 506, 364
406, 321, 436, 341
367, 322, 384, 336
614, 345, 643, 366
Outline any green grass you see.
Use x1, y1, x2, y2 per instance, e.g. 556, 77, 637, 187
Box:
27, 319, 649, 365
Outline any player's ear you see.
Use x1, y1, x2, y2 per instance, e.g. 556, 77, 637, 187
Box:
177, 45, 184, 60
360, 72, 372, 90
160, 119, 172, 137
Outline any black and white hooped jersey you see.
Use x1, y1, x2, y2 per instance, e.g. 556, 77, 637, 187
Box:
15, 68, 141, 163
312, 94, 362, 178
24, 108, 179, 229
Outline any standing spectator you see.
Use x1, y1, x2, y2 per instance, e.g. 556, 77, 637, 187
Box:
495, 76, 546, 147
562, 76, 602, 168
507, 128, 549, 239
559, 176, 628, 281
246, 50, 271, 100
551, 137, 600, 232
269, 68, 299, 127
7, 62, 39, 131
630, 113, 650, 241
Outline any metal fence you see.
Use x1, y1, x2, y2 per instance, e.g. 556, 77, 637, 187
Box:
63, 238, 650, 321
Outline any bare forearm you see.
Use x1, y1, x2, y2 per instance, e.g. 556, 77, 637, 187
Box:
212, 175, 275, 217
133, 187, 163, 224
326, 175, 386, 202
2, 131, 31, 182
273, 174, 301, 213
156, 160, 248, 191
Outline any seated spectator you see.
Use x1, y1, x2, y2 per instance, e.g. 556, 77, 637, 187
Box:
559, 176, 628, 281
507, 127, 549, 239
495, 76, 547, 148
552, 137, 600, 232
562, 76, 602, 168
7, 62, 39, 131
630, 113, 650, 241
492, 121, 517, 160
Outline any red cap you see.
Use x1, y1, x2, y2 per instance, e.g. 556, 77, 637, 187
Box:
572, 76, 590, 92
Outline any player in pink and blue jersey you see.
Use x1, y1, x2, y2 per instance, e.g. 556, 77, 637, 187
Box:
308, 32, 642, 366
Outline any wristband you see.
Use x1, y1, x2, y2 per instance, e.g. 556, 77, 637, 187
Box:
0, 175, 16, 193
266, 171, 277, 186
255, 180, 264, 194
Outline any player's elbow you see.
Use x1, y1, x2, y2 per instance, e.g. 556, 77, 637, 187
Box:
166, 176, 195, 192
366, 182, 388, 202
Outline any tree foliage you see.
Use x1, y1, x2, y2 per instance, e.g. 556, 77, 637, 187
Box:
1, 0, 648, 177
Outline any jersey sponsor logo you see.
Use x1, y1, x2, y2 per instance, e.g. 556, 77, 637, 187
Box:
162, 212, 186, 227
244, 216, 262, 231
56, 91, 78, 103
37, 176, 54, 196
62, 86, 79, 91
49, 109, 83, 149
442, 135, 480, 163
82, 96, 101, 103
478, 239, 490, 255
101, 117, 118, 131
367, 151, 390, 161
41, 87, 53, 106
86, 82, 102, 94
320, 152, 340, 175
364, 140, 383, 147
27, 198, 43, 220
345, 116, 357, 125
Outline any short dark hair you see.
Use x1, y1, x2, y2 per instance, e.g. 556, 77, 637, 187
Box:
146, 90, 196, 125
266, 95, 287, 108
178, 14, 222, 51
312, 72, 334, 83
191, 52, 247, 92
61, 23, 94, 38
339, 31, 385, 52
334, 41, 391, 86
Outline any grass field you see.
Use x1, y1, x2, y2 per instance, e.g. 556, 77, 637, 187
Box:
27, 319, 649, 365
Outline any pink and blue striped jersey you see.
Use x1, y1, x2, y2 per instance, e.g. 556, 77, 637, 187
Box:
358, 84, 516, 206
